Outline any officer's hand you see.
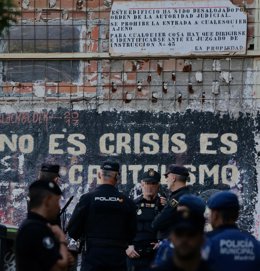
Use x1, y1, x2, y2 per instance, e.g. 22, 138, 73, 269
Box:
151, 242, 159, 250
67, 251, 75, 267
160, 197, 167, 206
126, 245, 140, 258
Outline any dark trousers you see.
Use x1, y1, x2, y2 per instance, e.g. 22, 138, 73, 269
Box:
81, 246, 127, 271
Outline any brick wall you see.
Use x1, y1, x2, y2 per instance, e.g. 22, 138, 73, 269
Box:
0, 0, 258, 114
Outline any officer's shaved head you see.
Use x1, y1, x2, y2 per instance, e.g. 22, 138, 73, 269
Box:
102, 169, 116, 177
99, 169, 118, 185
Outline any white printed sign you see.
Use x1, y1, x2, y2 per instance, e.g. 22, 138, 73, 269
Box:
109, 1, 247, 56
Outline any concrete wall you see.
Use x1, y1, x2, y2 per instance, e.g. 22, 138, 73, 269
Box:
0, 0, 260, 238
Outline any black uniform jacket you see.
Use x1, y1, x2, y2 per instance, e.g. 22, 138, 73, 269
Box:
67, 184, 137, 247
152, 186, 190, 239
16, 212, 61, 271
133, 195, 164, 246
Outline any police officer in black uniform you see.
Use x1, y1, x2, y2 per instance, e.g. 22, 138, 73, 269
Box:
203, 191, 260, 271
152, 194, 206, 267
16, 180, 70, 271
37, 163, 68, 228
38, 163, 74, 230
149, 209, 211, 271
126, 169, 164, 271
67, 160, 137, 271
151, 165, 190, 268
152, 164, 190, 239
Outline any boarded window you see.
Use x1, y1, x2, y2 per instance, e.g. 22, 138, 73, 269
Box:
3, 60, 80, 83
1, 23, 82, 53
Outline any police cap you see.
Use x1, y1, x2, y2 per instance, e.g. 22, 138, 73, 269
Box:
207, 191, 239, 210
164, 164, 189, 178
179, 194, 206, 216
41, 164, 60, 177
101, 160, 120, 172
171, 210, 205, 234
29, 180, 62, 196
142, 169, 161, 183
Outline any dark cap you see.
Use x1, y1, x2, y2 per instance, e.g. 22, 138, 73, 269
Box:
179, 195, 206, 216
164, 164, 189, 178
171, 210, 205, 234
207, 191, 239, 210
141, 169, 161, 183
29, 180, 62, 196
101, 160, 120, 172
41, 164, 60, 177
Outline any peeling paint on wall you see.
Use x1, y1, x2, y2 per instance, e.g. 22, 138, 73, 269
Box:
253, 113, 260, 239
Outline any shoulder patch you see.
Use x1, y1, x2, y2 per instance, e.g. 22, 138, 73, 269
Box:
42, 236, 55, 249
170, 198, 179, 208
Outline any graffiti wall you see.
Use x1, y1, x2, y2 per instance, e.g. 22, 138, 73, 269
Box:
0, 109, 258, 233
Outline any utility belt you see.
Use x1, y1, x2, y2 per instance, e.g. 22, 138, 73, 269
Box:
86, 238, 127, 249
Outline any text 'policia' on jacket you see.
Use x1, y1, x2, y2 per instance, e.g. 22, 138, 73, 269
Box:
67, 184, 137, 247
203, 225, 260, 270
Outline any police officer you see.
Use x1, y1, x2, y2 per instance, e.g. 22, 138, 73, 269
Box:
67, 160, 137, 271
203, 191, 260, 271
152, 194, 206, 267
149, 209, 211, 271
37, 163, 71, 228
38, 163, 74, 229
126, 169, 164, 271
151, 165, 190, 268
152, 164, 190, 239
16, 180, 70, 271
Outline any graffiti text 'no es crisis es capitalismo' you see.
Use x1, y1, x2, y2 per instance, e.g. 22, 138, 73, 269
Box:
0, 133, 239, 185
0, 132, 238, 155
